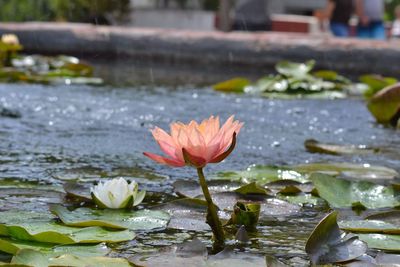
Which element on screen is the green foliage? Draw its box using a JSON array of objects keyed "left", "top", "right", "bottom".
[
  {"left": 0, "top": 0, "right": 130, "bottom": 24},
  {"left": 386, "top": 0, "right": 400, "bottom": 21}
]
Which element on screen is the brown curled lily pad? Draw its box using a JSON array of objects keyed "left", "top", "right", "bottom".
[{"left": 304, "top": 139, "right": 378, "bottom": 155}]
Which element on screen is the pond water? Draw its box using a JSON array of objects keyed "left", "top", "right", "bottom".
[{"left": 1, "top": 62, "right": 400, "bottom": 266}]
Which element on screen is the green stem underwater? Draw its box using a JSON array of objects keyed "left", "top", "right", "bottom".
[{"left": 197, "top": 167, "right": 225, "bottom": 250}]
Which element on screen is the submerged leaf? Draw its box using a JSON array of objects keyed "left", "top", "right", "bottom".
[
  {"left": 132, "top": 239, "right": 266, "bottom": 267},
  {"left": 155, "top": 198, "right": 209, "bottom": 231},
  {"left": 173, "top": 180, "right": 242, "bottom": 199}
]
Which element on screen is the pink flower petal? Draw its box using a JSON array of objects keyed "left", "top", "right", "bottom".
[{"left": 143, "top": 152, "right": 185, "bottom": 167}]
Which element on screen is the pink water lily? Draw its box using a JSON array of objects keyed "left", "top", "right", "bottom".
[{"left": 144, "top": 115, "right": 243, "bottom": 168}]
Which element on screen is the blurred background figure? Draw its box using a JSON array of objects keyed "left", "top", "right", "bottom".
[
  {"left": 391, "top": 5, "right": 400, "bottom": 38},
  {"left": 355, "top": 0, "right": 386, "bottom": 40},
  {"left": 232, "top": 0, "right": 271, "bottom": 31},
  {"left": 324, "top": 0, "right": 354, "bottom": 37}
]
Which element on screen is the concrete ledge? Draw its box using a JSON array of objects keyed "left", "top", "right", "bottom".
[{"left": 0, "top": 22, "right": 400, "bottom": 76}]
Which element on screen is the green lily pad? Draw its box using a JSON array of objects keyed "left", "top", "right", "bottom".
[
  {"left": 234, "top": 182, "right": 270, "bottom": 196},
  {"left": 0, "top": 238, "right": 110, "bottom": 257},
  {"left": 311, "top": 173, "right": 400, "bottom": 209},
  {"left": 340, "top": 211, "right": 400, "bottom": 235},
  {"left": 340, "top": 220, "right": 400, "bottom": 234},
  {"left": 367, "top": 83, "right": 400, "bottom": 125},
  {"left": 304, "top": 139, "right": 378, "bottom": 155},
  {"left": 0, "top": 210, "right": 134, "bottom": 244},
  {"left": 357, "top": 234, "right": 400, "bottom": 251},
  {"left": 294, "top": 162, "right": 398, "bottom": 181},
  {"left": 212, "top": 78, "right": 250, "bottom": 93},
  {"left": 244, "top": 75, "right": 288, "bottom": 94},
  {"left": 50, "top": 205, "right": 170, "bottom": 231},
  {"left": 212, "top": 165, "right": 308, "bottom": 184},
  {"left": 305, "top": 211, "right": 367, "bottom": 265},
  {"left": 276, "top": 60, "right": 315, "bottom": 78},
  {"left": 366, "top": 210, "right": 400, "bottom": 223},
  {"left": 8, "top": 249, "right": 133, "bottom": 267},
  {"left": 360, "top": 74, "right": 398, "bottom": 98}
]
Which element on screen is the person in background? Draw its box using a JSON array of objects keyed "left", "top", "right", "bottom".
[
  {"left": 391, "top": 5, "right": 400, "bottom": 39},
  {"left": 232, "top": 0, "right": 271, "bottom": 31},
  {"left": 355, "top": 0, "right": 386, "bottom": 40},
  {"left": 324, "top": 0, "right": 354, "bottom": 37}
]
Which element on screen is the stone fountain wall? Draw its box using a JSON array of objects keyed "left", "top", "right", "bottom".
[{"left": 0, "top": 22, "right": 399, "bottom": 76}]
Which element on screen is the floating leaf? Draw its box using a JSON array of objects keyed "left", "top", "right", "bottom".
[
  {"left": 340, "top": 220, "right": 400, "bottom": 234},
  {"left": 367, "top": 83, "right": 400, "bottom": 125},
  {"left": 294, "top": 162, "right": 398, "bottom": 181},
  {"left": 278, "top": 185, "right": 302, "bottom": 195},
  {"left": 0, "top": 238, "right": 109, "bottom": 257},
  {"left": 0, "top": 210, "right": 134, "bottom": 244},
  {"left": 313, "top": 70, "right": 339, "bottom": 81},
  {"left": 366, "top": 210, "right": 400, "bottom": 223},
  {"left": 234, "top": 182, "right": 270, "bottom": 196},
  {"left": 213, "top": 78, "right": 250, "bottom": 93},
  {"left": 304, "top": 139, "right": 378, "bottom": 155},
  {"left": 305, "top": 211, "right": 367, "bottom": 264},
  {"left": 357, "top": 234, "right": 400, "bottom": 251},
  {"left": 311, "top": 173, "right": 400, "bottom": 209},
  {"left": 360, "top": 74, "right": 398, "bottom": 98},
  {"left": 50, "top": 205, "right": 170, "bottom": 231},
  {"left": 9, "top": 249, "right": 133, "bottom": 267},
  {"left": 275, "top": 60, "right": 315, "bottom": 78},
  {"left": 244, "top": 75, "right": 288, "bottom": 94}
]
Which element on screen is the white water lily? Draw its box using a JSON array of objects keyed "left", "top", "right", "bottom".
[
  {"left": 1, "top": 34, "right": 20, "bottom": 46},
  {"left": 91, "top": 178, "right": 146, "bottom": 209}
]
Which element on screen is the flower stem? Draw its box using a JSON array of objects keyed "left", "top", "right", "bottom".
[{"left": 197, "top": 167, "right": 225, "bottom": 250}]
